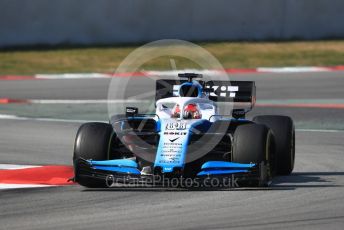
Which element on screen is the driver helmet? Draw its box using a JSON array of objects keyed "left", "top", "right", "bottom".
[{"left": 183, "top": 103, "right": 201, "bottom": 119}]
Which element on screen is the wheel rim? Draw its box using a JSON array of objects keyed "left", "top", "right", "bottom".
[
  {"left": 265, "top": 130, "right": 273, "bottom": 180},
  {"left": 290, "top": 129, "right": 295, "bottom": 171}
]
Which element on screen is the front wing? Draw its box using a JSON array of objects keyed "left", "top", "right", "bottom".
[{"left": 74, "top": 158, "right": 264, "bottom": 188}]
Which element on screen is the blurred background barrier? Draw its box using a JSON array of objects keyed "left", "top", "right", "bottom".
[{"left": 1, "top": 0, "right": 344, "bottom": 47}]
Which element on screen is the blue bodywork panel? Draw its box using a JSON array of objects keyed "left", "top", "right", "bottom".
[
  {"left": 201, "top": 161, "right": 255, "bottom": 170},
  {"left": 89, "top": 159, "right": 138, "bottom": 168},
  {"left": 197, "top": 161, "right": 255, "bottom": 176},
  {"left": 91, "top": 166, "right": 141, "bottom": 175},
  {"left": 197, "top": 169, "right": 249, "bottom": 176},
  {"left": 88, "top": 159, "right": 141, "bottom": 175}
]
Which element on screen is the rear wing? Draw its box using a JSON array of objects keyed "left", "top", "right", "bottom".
[{"left": 155, "top": 79, "right": 256, "bottom": 111}]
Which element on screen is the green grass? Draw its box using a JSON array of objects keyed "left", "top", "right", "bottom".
[{"left": 0, "top": 41, "right": 344, "bottom": 75}]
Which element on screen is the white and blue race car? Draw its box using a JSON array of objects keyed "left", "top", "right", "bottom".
[{"left": 73, "top": 73, "right": 295, "bottom": 188}]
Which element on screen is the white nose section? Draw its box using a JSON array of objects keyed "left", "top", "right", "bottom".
[{"left": 154, "top": 119, "right": 190, "bottom": 173}]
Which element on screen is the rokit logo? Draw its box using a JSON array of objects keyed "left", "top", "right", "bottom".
[
  {"left": 205, "top": 85, "right": 239, "bottom": 98},
  {"left": 173, "top": 84, "right": 239, "bottom": 98},
  {"left": 164, "top": 132, "right": 187, "bottom": 135}
]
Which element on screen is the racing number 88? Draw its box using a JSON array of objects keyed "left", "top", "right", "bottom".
[{"left": 166, "top": 122, "right": 186, "bottom": 130}]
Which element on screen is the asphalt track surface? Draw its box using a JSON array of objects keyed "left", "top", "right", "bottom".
[
  {"left": 0, "top": 71, "right": 344, "bottom": 100},
  {"left": 1, "top": 72, "right": 344, "bottom": 229}
]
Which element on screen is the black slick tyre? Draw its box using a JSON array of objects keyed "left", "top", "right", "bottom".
[
  {"left": 73, "top": 122, "right": 113, "bottom": 188},
  {"left": 253, "top": 115, "right": 295, "bottom": 175},
  {"left": 233, "top": 124, "right": 273, "bottom": 186}
]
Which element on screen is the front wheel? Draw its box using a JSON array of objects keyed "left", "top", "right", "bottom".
[
  {"left": 232, "top": 124, "right": 274, "bottom": 187},
  {"left": 253, "top": 115, "right": 295, "bottom": 175},
  {"left": 73, "top": 122, "right": 114, "bottom": 187}
]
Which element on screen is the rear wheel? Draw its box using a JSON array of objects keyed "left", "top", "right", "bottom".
[
  {"left": 73, "top": 122, "right": 114, "bottom": 187},
  {"left": 232, "top": 124, "right": 274, "bottom": 187},
  {"left": 253, "top": 115, "right": 295, "bottom": 175}
]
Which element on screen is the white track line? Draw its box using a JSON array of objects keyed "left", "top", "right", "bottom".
[
  {"left": 1, "top": 67, "right": 344, "bottom": 81},
  {"left": 36, "top": 67, "right": 341, "bottom": 79},
  {"left": 0, "top": 114, "right": 100, "bottom": 123},
  {"left": 147, "top": 69, "right": 225, "bottom": 76},
  {"left": 4, "top": 98, "right": 344, "bottom": 105},
  {"left": 0, "top": 164, "right": 41, "bottom": 170},
  {"left": 36, "top": 73, "right": 110, "bottom": 79},
  {"left": 256, "top": 67, "right": 331, "bottom": 73},
  {"left": 1, "top": 113, "right": 343, "bottom": 133},
  {"left": 295, "top": 129, "right": 344, "bottom": 133},
  {"left": 28, "top": 99, "right": 150, "bottom": 104},
  {"left": 0, "top": 184, "right": 53, "bottom": 190}
]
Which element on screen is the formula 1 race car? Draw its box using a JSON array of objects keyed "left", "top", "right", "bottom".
[{"left": 73, "top": 73, "right": 295, "bottom": 188}]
